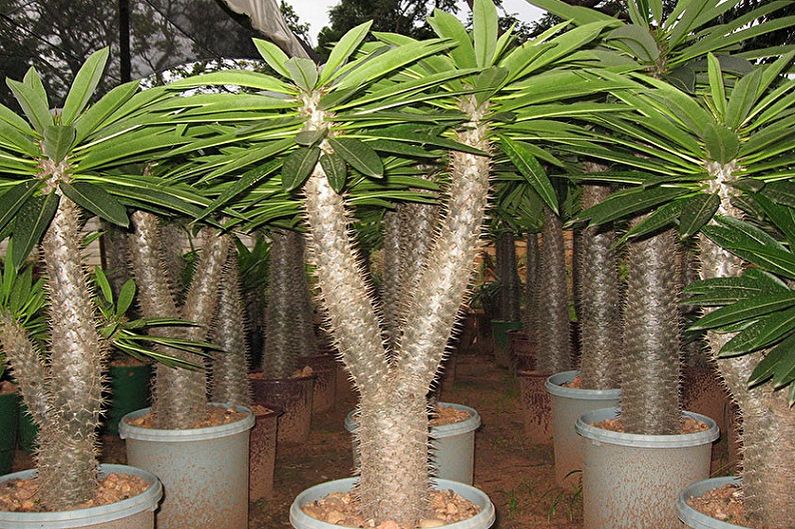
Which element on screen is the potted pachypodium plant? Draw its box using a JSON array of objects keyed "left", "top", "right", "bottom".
[
  {"left": 170, "top": 1, "right": 626, "bottom": 526},
  {"left": 0, "top": 50, "right": 221, "bottom": 529}
]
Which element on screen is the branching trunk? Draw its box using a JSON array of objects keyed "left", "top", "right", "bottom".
[
  {"left": 578, "top": 184, "right": 621, "bottom": 389},
  {"left": 536, "top": 207, "right": 572, "bottom": 374},
  {"left": 495, "top": 231, "right": 521, "bottom": 322},
  {"left": 699, "top": 162, "right": 795, "bottom": 527},
  {"left": 620, "top": 225, "right": 681, "bottom": 435},
  {"left": 211, "top": 245, "right": 252, "bottom": 408}
]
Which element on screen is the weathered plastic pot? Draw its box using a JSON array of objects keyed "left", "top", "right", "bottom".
[
  {"left": 250, "top": 373, "right": 314, "bottom": 445},
  {"left": 119, "top": 404, "right": 254, "bottom": 529},
  {"left": 249, "top": 405, "right": 282, "bottom": 502},
  {"left": 17, "top": 402, "right": 37, "bottom": 452},
  {"left": 678, "top": 476, "right": 745, "bottom": 529},
  {"left": 0, "top": 390, "right": 19, "bottom": 475},
  {"left": 490, "top": 320, "right": 523, "bottom": 368},
  {"left": 517, "top": 370, "right": 552, "bottom": 444},
  {"left": 344, "top": 402, "right": 481, "bottom": 485},
  {"left": 289, "top": 477, "right": 496, "bottom": 529},
  {"left": 298, "top": 355, "right": 337, "bottom": 413},
  {"left": 0, "top": 464, "right": 162, "bottom": 529},
  {"left": 545, "top": 370, "right": 620, "bottom": 489},
  {"left": 104, "top": 363, "right": 152, "bottom": 435},
  {"left": 576, "top": 407, "right": 719, "bottom": 529}
]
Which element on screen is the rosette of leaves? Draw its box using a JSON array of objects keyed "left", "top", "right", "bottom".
[
  {"left": 166, "top": 2, "right": 626, "bottom": 523},
  {"left": 0, "top": 49, "right": 211, "bottom": 509}
]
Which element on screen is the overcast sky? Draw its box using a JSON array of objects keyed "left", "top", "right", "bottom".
[{"left": 288, "top": 0, "right": 546, "bottom": 45}]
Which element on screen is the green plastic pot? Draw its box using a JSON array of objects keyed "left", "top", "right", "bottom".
[
  {"left": 104, "top": 363, "right": 152, "bottom": 435},
  {"left": 0, "top": 390, "right": 19, "bottom": 474},
  {"left": 17, "top": 402, "right": 37, "bottom": 452},
  {"left": 490, "top": 320, "right": 522, "bottom": 368}
]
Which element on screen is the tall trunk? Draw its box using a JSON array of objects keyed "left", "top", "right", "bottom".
[
  {"left": 261, "top": 229, "right": 300, "bottom": 377},
  {"left": 100, "top": 221, "right": 131, "bottom": 301},
  {"left": 699, "top": 162, "right": 795, "bottom": 527},
  {"left": 39, "top": 197, "right": 105, "bottom": 508},
  {"left": 620, "top": 225, "right": 681, "bottom": 435},
  {"left": 523, "top": 233, "right": 539, "bottom": 339},
  {"left": 382, "top": 210, "right": 403, "bottom": 351},
  {"left": 211, "top": 248, "right": 252, "bottom": 407},
  {"left": 536, "top": 207, "right": 572, "bottom": 374},
  {"left": 578, "top": 185, "right": 621, "bottom": 389},
  {"left": 290, "top": 230, "right": 318, "bottom": 359},
  {"left": 495, "top": 231, "right": 521, "bottom": 322}
]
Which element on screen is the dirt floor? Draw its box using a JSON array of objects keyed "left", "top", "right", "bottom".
[{"left": 10, "top": 349, "right": 734, "bottom": 528}]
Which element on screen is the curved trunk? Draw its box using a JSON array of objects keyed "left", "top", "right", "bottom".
[
  {"left": 620, "top": 225, "right": 681, "bottom": 435},
  {"left": 536, "top": 207, "right": 572, "bottom": 374},
  {"left": 39, "top": 197, "right": 105, "bottom": 509},
  {"left": 495, "top": 231, "right": 521, "bottom": 322},
  {"left": 699, "top": 162, "right": 795, "bottom": 527},
  {"left": 211, "top": 248, "right": 252, "bottom": 407},
  {"left": 578, "top": 185, "right": 621, "bottom": 390}
]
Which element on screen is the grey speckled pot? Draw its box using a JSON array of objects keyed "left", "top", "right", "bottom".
[
  {"left": 678, "top": 476, "right": 747, "bottom": 529},
  {"left": 577, "top": 407, "right": 719, "bottom": 529}
]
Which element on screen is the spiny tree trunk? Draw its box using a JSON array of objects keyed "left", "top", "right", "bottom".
[
  {"left": 210, "top": 247, "right": 252, "bottom": 407},
  {"left": 100, "top": 221, "right": 132, "bottom": 300},
  {"left": 495, "top": 231, "right": 521, "bottom": 322},
  {"left": 620, "top": 224, "right": 681, "bottom": 435},
  {"left": 523, "top": 232, "right": 539, "bottom": 339},
  {"left": 677, "top": 240, "right": 708, "bottom": 368},
  {"left": 301, "top": 93, "right": 491, "bottom": 525},
  {"left": 2, "top": 196, "right": 105, "bottom": 510},
  {"left": 129, "top": 211, "right": 230, "bottom": 428},
  {"left": 699, "top": 162, "right": 795, "bottom": 527},
  {"left": 382, "top": 210, "right": 403, "bottom": 351},
  {"left": 578, "top": 184, "right": 621, "bottom": 389},
  {"left": 536, "top": 207, "right": 572, "bottom": 374}
]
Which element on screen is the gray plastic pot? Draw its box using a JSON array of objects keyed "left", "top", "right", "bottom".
[
  {"left": 345, "top": 402, "right": 481, "bottom": 485},
  {"left": 576, "top": 407, "right": 719, "bottom": 529},
  {"left": 289, "top": 477, "right": 495, "bottom": 529},
  {"left": 678, "top": 476, "right": 746, "bottom": 529},
  {"left": 545, "top": 370, "right": 621, "bottom": 489},
  {"left": 119, "top": 404, "right": 254, "bottom": 529},
  {"left": 0, "top": 464, "right": 162, "bottom": 529}
]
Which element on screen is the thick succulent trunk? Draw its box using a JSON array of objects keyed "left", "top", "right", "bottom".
[
  {"left": 129, "top": 212, "right": 229, "bottom": 428},
  {"left": 578, "top": 185, "right": 621, "bottom": 389},
  {"left": 620, "top": 225, "right": 681, "bottom": 435},
  {"left": 536, "top": 207, "right": 572, "bottom": 374},
  {"left": 39, "top": 197, "right": 105, "bottom": 508},
  {"left": 100, "top": 221, "right": 132, "bottom": 300},
  {"left": 261, "top": 229, "right": 299, "bottom": 378},
  {"left": 211, "top": 248, "right": 252, "bottom": 407},
  {"left": 523, "top": 233, "right": 539, "bottom": 338},
  {"left": 382, "top": 210, "right": 403, "bottom": 351},
  {"left": 289, "top": 230, "right": 318, "bottom": 360},
  {"left": 160, "top": 221, "right": 187, "bottom": 301},
  {"left": 698, "top": 162, "right": 795, "bottom": 527},
  {"left": 495, "top": 231, "right": 521, "bottom": 322}
]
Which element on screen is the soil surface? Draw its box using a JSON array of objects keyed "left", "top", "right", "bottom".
[
  {"left": 594, "top": 417, "right": 711, "bottom": 434},
  {"left": 125, "top": 406, "right": 247, "bottom": 429},
  {"left": 9, "top": 351, "right": 734, "bottom": 528},
  {"left": 430, "top": 404, "right": 471, "bottom": 427}
]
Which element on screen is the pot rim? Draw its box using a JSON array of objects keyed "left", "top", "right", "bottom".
[
  {"left": 576, "top": 407, "right": 720, "bottom": 449},
  {"left": 0, "top": 464, "right": 162, "bottom": 528},
  {"left": 119, "top": 403, "right": 254, "bottom": 442},
  {"left": 677, "top": 476, "right": 746, "bottom": 529},
  {"left": 545, "top": 370, "right": 621, "bottom": 401}
]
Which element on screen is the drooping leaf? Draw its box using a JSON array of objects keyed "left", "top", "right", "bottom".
[
  {"left": 498, "top": 135, "right": 557, "bottom": 213},
  {"left": 61, "top": 48, "right": 109, "bottom": 124},
  {"left": 0, "top": 181, "right": 38, "bottom": 235},
  {"left": 328, "top": 138, "right": 383, "bottom": 178},
  {"left": 282, "top": 147, "right": 321, "bottom": 192},
  {"left": 678, "top": 192, "right": 720, "bottom": 239},
  {"left": 320, "top": 153, "right": 348, "bottom": 193},
  {"left": 12, "top": 192, "right": 59, "bottom": 269},
  {"left": 690, "top": 292, "right": 795, "bottom": 330},
  {"left": 60, "top": 181, "right": 129, "bottom": 227},
  {"left": 720, "top": 306, "right": 795, "bottom": 356}
]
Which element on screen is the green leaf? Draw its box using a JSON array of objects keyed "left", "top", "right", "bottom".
[
  {"left": 753, "top": 193, "right": 795, "bottom": 249},
  {"left": 73, "top": 81, "right": 140, "bottom": 144},
  {"left": 167, "top": 71, "right": 291, "bottom": 93},
  {"left": 320, "top": 153, "right": 348, "bottom": 193},
  {"left": 253, "top": 39, "right": 291, "bottom": 78},
  {"left": 285, "top": 58, "right": 318, "bottom": 92},
  {"left": 282, "top": 147, "right": 321, "bottom": 192},
  {"left": 617, "top": 199, "right": 683, "bottom": 245},
  {"left": 498, "top": 135, "right": 557, "bottom": 213},
  {"left": 474, "top": 66, "right": 508, "bottom": 104},
  {"left": 319, "top": 21, "right": 373, "bottom": 85},
  {"left": 428, "top": 9, "right": 476, "bottom": 69},
  {"left": 6, "top": 77, "right": 51, "bottom": 133},
  {"left": 725, "top": 68, "right": 762, "bottom": 129},
  {"left": 295, "top": 129, "right": 327, "bottom": 147},
  {"left": 703, "top": 123, "right": 739, "bottom": 164},
  {"left": 42, "top": 125, "right": 76, "bottom": 163},
  {"left": 94, "top": 266, "right": 113, "bottom": 304},
  {"left": 690, "top": 292, "right": 795, "bottom": 330},
  {"left": 117, "top": 279, "right": 136, "bottom": 317},
  {"left": 0, "top": 181, "right": 38, "bottom": 235},
  {"left": 12, "top": 193, "right": 59, "bottom": 269},
  {"left": 749, "top": 333, "right": 795, "bottom": 386},
  {"left": 328, "top": 138, "right": 383, "bottom": 178},
  {"left": 678, "top": 193, "right": 720, "bottom": 239},
  {"left": 61, "top": 48, "right": 109, "bottom": 125},
  {"left": 707, "top": 53, "right": 726, "bottom": 119},
  {"left": 473, "top": 0, "right": 498, "bottom": 67},
  {"left": 582, "top": 186, "right": 688, "bottom": 226},
  {"left": 606, "top": 24, "right": 660, "bottom": 62},
  {"left": 721, "top": 306, "right": 795, "bottom": 356},
  {"left": 60, "top": 181, "right": 129, "bottom": 227}
]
